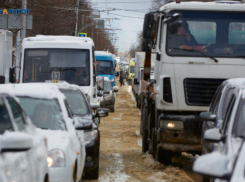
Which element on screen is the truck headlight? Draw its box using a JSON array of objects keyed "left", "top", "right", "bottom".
[
  {"left": 160, "top": 120, "right": 184, "bottom": 130},
  {"left": 47, "top": 149, "right": 65, "bottom": 167},
  {"left": 84, "top": 130, "right": 98, "bottom": 144}
]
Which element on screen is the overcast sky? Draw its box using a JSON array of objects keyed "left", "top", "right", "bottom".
[{"left": 90, "top": 0, "right": 154, "bottom": 52}]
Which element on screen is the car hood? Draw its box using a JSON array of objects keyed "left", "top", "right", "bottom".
[{"left": 36, "top": 128, "right": 78, "bottom": 152}]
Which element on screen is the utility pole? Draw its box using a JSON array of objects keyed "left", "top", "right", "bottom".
[
  {"left": 75, "top": 0, "right": 79, "bottom": 36},
  {"left": 21, "top": 0, "right": 27, "bottom": 40}
]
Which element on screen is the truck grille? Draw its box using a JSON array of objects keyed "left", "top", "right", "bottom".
[{"left": 184, "top": 78, "right": 225, "bottom": 106}]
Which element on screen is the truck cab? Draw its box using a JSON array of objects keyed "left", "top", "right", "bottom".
[
  {"left": 19, "top": 35, "right": 99, "bottom": 107},
  {"left": 141, "top": 1, "right": 245, "bottom": 165},
  {"left": 95, "top": 51, "right": 116, "bottom": 87}
]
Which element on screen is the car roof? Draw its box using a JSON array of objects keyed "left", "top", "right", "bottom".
[
  {"left": 0, "top": 83, "right": 65, "bottom": 100},
  {"left": 55, "top": 82, "right": 86, "bottom": 95}
]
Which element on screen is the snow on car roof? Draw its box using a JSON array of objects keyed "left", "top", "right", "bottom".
[
  {"left": 0, "top": 83, "right": 65, "bottom": 100},
  {"left": 55, "top": 82, "right": 86, "bottom": 95},
  {"left": 95, "top": 51, "right": 112, "bottom": 56}
]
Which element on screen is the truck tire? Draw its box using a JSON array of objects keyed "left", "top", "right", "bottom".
[
  {"left": 142, "top": 127, "right": 149, "bottom": 153},
  {"left": 156, "top": 147, "right": 172, "bottom": 166}
]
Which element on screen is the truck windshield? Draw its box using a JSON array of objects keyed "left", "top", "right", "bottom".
[
  {"left": 96, "top": 60, "right": 113, "bottom": 75},
  {"left": 167, "top": 11, "right": 245, "bottom": 58},
  {"left": 23, "top": 49, "right": 90, "bottom": 86},
  {"left": 130, "top": 66, "right": 135, "bottom": 73}
]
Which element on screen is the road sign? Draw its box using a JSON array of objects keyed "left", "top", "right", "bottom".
[
  {"left": 78, "top": 32, "right": 87, "bottom": 37},
  {"left": 95, "top": 19, "right": 104, "bottom": 29},
  {"left": 0, "top": 15, "right": 33, "bottom": 29}
]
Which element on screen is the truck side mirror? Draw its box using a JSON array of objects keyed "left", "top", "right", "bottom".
[
  {"left": 0, "top": 75, "right": 5, "bottom": 84},
  {"left": 9, "top": 67, "right": 15, "bottom": 83},
  {"left": 143, "top": 13, "right": 154, "bottom": 39},
  {"left": 142, "top": 39, "right": 152, "bottom": 52},
  {"left": 199, "top": 112, "right": 216, "bottom": 122}
]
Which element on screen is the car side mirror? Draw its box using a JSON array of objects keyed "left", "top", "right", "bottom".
[
  {"left": 204, "top": 128, "right": 221, "bottom": 142},
  {"left": 134, "top": 78, "right": 139, "bottom": 85},
  {"left": 90, "top": 102, "right": 100, "bottom": 109},
  {"left": 1, "top": 132, "right": 33, "bottom": 152},
  {"left": 113, "top": 86, "right": 119, "bottom": 92},
  {"left": 97, "top": 76, "right": 104, "bottom": 90},
  {"left": 96, "top": 108, "right": 109, "bottom": 117},
  {"left": 193, "top": 152, "right": 231, "bottom": 180},
  {"left": 0, "top": 75, "right": 5, "bottom": 84},
  {"left": 199, "top": 112, "right": 216, "bottom": 122},
  {"left": 74, "top": 117, "right": 93, "bottom": 130},
  {"left": 9, "top": 67, "right": 15, "bottom": 83},
  {"left": 115, "top": 71, "right": 119, "bottom": 77},
  {"left": 97, "top": 91, "right": 103, "bottom": 97}
]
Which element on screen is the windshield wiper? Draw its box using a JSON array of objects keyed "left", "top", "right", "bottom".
[{"left": 172, "top": 47, "right": 219, "bottom": 63}]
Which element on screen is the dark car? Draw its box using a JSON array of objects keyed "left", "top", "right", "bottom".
[
  {"left": 57, "top": 83, "right": 108, "bottom": 179},
  {"left": 98, "top": 78, "right": 119, "bottom": 112},
  {"left": 200, "top": 78, "right": 245, "bottom": 154}
]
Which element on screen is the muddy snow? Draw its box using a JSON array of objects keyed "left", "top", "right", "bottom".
[{"left": 84, "top": 81, "right": 201, "bottom": 182}]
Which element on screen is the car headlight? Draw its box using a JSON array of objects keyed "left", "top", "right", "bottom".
[
  {"left": 84, "top": 130, "right": 98, "bottom": 144},
  {"left": 160, "top": 120, "right": 184, "bottom": 131},
  {"left": 47, "top": 149, "right": 65, "bottom": 167}
]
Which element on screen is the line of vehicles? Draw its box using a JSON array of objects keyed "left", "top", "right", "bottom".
[
  {"left": 0, "top": 31, "right": 119, "bottom": 181},
  {"left": 130, "top": 0, "right": 245, "bottom": 181}
]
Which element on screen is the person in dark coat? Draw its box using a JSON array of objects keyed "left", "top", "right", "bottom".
[{"left": 119, "top": 70, "right": 124, "bottom": 86}]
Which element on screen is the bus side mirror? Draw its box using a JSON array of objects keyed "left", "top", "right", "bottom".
[
  {"left": 0, "top": 76, "right": 5, "bottom": 84},
  {"left": 9, "top": 67, "right": 15, "bottom": 83}
]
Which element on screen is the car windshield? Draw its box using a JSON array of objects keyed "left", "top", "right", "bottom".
[
  {"left": 167, "top": 11, "right": 245, "bottom": 58},
  {"left": 104, "top": 81, "right": 112, "bottom": 92},
  {"left": 130, "top": 66, "right": 135, "bottom": 73},
  {"left": 232, "top": 99, "right": 245, "bottom": 138},
  {"left": 18, "top": 97, "right": 66, "bottom": 130},
  {"left": 96, "top": 60, "right": 113, "bottom": 75},
  {"left": 59, "top": 89, "right": 90, "bottom": 116},
  {"left": 23, "top": 49, "right": 90, "bottom": 86}
]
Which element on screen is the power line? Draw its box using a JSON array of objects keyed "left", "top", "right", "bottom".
[
  {"left": 101, "top": 12, "right": 144, "bottom": 19},
  {"left": 92, "top": 1, "right": 151, "bottom": 3}
]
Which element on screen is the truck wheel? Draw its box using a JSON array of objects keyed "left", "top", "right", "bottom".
[
  {"left": 142, "top": 128, "right": 149, "bottom": 153},
  {"left": 152, "top": 128, "right": 158, "bottom": 160},
  {"left": 156, "top": 147, "right": 172, "bottom": 166},
  {"left": 84, "top": 165, "right": 99, "bottom": 179},
  {"left": 202, "top": 177, "right": 211, "bottom": 182}
]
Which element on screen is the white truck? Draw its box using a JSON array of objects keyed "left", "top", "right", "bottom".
[
  {"left": 0, "top": 29, "right": 13, "bottom": 84},
  {"left": 141, "top": 1, "right": 245, "bottom": 165},
  {"left": 14, "top": 35, "right": 99, "bottom": 107}
]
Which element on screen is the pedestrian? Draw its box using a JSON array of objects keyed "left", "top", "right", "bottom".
[{"left": 119, "top": 70, "right": 124, "bottom": 86}]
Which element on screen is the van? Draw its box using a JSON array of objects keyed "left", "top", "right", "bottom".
[{"left": 95, "top": 51, "right": 116, "bottom": 86}]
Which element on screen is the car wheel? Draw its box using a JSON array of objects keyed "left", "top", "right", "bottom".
[
  {"left": 110, "top": 105, "right": 115, "bottom": 112},
  {"left": 84, "top": 162, "right": 99, "bottom": 179},
  {"left": 142, "top": 127, "right": 149, "bottom": 153},
  {"left": 156, "top": 147, "right": 172, "bottom": 166}
]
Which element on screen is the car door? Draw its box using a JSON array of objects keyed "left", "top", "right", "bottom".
[
  {"left": 5, "top": 96, "right": 40, "bottom": 182},
  {"left": 6, "top": 96, "right": 48, "bottom": 182},
  {"left": 218, "top": 95, "right": 236, "bottom": 154},
  {"left": 0, "top": 96, "right": 33, "bottom": 182}
]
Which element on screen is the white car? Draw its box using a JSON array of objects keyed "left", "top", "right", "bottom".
[
  {"left": 0, "top": 93, "right": 49, "bottom": 182},
  {"left": 0, "top": 84, "right": 86, "bottom": 182}
]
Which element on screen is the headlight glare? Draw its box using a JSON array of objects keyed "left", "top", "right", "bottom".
[
  {"left": 47, "top": 149, "right": 65, "bottom": 167},
  {"left": 160, "top": 120, "right": 184, "bottom": 130}
]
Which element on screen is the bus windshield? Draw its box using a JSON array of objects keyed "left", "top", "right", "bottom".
[
  {"left": 167, "top": 11, "right": 245, "bottom": 58},
  {"left": 23, "top": 49, "right": 90, "bottom": 86},
  {"left": 96, "top": 60, "right": 113, "bottom": 75}
]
